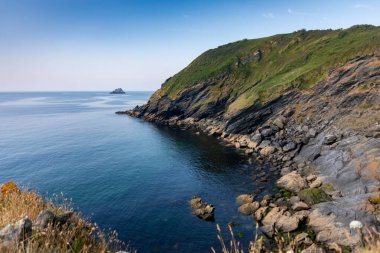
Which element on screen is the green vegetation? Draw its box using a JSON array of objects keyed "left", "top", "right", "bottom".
[
  {"left": 369, "top": 195, "right": 380, "bottom": 205},
  {"left": 272, "top": 186, "right": 293, "bottom": 199},
  {"left": 320, "top": 185, "right": 334, "bottom": 191},
  {"left": 298, "top": 188, "right": 332, "bottom": 205},
  {"left": 159, "top": 25, "right": 380, "bottom": 114}
]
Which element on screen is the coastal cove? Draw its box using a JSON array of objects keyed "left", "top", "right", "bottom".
[{"left": 0, "top": 92, "right": 279, "bottom": 253}]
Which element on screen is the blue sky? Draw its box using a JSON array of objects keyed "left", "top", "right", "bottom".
[{"left": 0, "top": 0, "right": 379, "bottom": 91}]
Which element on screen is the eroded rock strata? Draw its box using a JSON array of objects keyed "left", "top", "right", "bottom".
[{"left": 118, "top": 47, "right": 380, "bottom": 249}]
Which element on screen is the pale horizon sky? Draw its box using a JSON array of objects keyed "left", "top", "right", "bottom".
[{"left": 0, "top": 0, "right": 379, "bottom": 92}]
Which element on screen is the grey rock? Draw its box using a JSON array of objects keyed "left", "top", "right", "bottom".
[
  {"left": 308, "top": 128, "right": 317, "bottom": 138},
  {"left": 259, "top": 140, "right": 271, "bottom": 148},
  {"left": 261, "top": 128, "right": 274, "bottom": 137},
  {"left": 323, "top": 134, "right": 337, "bottom": 145},
  {"left": 55, "top": 211, "right": 74, "bottom": 225},
  {"left": 35, "top": 210, "right": 55, "bottom": 229},
  {"left": 0, "top": 217, "right": 32, "bottom": 246},
  {"left": 250, "top": 133, "right": 262, "bottom": 144},
  {"left": 283, "top": 142, "right": 296, "bottom": 152}
]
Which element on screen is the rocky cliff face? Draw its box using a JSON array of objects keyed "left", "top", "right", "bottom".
[{"left": 119, "top": 30, "right": 380, "bottom": 249}]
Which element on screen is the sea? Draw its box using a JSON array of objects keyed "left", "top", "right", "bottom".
[{"left": 0, "top": 91, "right": 274, "bottom": 253}]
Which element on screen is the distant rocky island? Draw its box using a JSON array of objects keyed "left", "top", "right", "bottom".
[{"left": 110, "top": 88, "right": 126, "bottom": 94}]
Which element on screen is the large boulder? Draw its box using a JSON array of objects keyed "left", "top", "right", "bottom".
[
  {"left": 238, "top": 202, "right": 260, "bottom": 215},
  {"left": 0, "top": 217, "right": 32, "bottom": 246},
  {"left": 261, "top": 207, "right": 308, "bottom": 232},
  {"left": 236, "top": 194, "right": 255, "bottom": 205},
  {"left": 307, "top": 209, "right": 359, "bottom": 246},
  {"left": 276, "top": 171, "right": 307, "bottom": 193},
  {"left": 35, "top": 210, "right": 55, "bottom": 229},
  {"left": 34, "top": 210, "right": 74, "bottom": 230},
  {"left": 261, "top": 128, "right": 274, "bottom": 137},
  {"left": 250, "top": 133, "right": 262, "bottom": 144}
]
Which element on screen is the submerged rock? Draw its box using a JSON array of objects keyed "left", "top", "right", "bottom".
[{"left": 190, "top": 196, "right": 215, "bottom": 221}]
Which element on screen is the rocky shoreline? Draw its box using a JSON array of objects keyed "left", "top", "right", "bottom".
[{"left": 117, "top": 53, "right": 380, "bottom": 251}]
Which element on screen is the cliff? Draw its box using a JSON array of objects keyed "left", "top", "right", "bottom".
[{"left": 121, "top": 25, "right": 380, "bottom": 250}]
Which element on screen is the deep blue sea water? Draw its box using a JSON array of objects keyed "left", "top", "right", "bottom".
[{"left": 0, "top": 92, "right": 274, "bottom": 253}]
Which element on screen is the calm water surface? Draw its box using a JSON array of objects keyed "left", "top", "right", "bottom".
[{"left": 0, "top": 92, "right": 275, "bottom": 253}]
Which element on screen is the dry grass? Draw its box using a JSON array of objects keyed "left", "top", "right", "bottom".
[
  {"left": 0, "top": 182, "right": 132, "bottom": 253},
  {"left": 358, "top": 227, "right": 380, "bottom": 253},
  {"left": 212, "top": 223, "right": 380, "bottom": 253}
]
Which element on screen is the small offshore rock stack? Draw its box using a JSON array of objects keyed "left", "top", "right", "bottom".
[
  {"left": 110, "top": 88, "right": 126, "bottom": 94},
  {"left": 190, "top": 196, "right": 215, "bottom": 221}
]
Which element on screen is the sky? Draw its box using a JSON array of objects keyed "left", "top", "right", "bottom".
[{"left": 0, "top": 0, "right": 379, "bottom": 92}]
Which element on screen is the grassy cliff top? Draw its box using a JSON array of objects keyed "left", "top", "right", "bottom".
[{"left": 159, "top": 25, "right": 380, "bottom": 114}]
